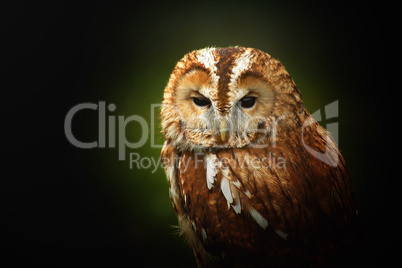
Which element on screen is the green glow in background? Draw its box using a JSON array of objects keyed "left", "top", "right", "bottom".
[{"left": 2, "top": 1, "right": 396, "bottom": 266}]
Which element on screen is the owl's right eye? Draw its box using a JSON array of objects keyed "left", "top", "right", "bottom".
[{"left": 193, "top": 97, "right": 211, "bottom": 107}]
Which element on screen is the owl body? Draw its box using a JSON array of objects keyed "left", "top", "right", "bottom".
[{"left": 160, "top": 47, "right": 360, "bottom": 267}]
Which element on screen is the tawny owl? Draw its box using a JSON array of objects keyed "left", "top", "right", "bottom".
[{"left": 160, "top": 47, "right": 361, "bottom": 267}]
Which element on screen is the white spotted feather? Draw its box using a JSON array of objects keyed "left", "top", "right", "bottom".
[
  {"left": 221, "top": 176, "right": 233, "bottom": 204},
  {"left": 249, "top": 207, "right": 268, "bottom": 229},
  {"left": 206, "top": 153, "right": 218, "bottom": 189}
]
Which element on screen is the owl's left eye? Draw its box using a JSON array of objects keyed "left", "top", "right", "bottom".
[
  {"left": 239, "top": 96, "right": 256, "bottom": 108},
  {"left": 193, "top": 97, "right": 211, "bottom": 107}
]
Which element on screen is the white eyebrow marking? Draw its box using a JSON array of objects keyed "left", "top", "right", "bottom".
[
  {"left": 221, "top": 48, "right": 255, "bottom": 107},
  {"left": 196, "top": 48, "right": 220, "bottom": 111},
  {"left": 197, "top": 48, "right": 216, "bottom": 70},
  {"left": 196, "top": 47, "right": 219, "bottom": 86},
  {"left": 228, "top": 49, "right": 254, "bottom": 100}
]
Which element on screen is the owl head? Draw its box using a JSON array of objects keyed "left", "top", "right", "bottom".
[{"left": 161, "top": 47, "right": 308, "bottom": 151}]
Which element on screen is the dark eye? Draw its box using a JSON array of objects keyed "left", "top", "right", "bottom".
[
  {"left": 193, "top": 97, "right": 211, "bottom": 107},
  {"left": 239, "top": 96, "right": 256, "bottom": 108}
]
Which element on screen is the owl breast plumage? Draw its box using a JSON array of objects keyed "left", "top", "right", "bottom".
[{"left": 160, "top": 47, "right": 361, "bottom": 267}]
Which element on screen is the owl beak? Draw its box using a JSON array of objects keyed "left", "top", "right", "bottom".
[{"left": 220, "top": 120, "right": 228, "bottom": 142}]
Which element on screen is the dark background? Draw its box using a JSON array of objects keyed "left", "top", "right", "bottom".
[{"left": 1, "top": 1, "right": 398, "bottom": 267}]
